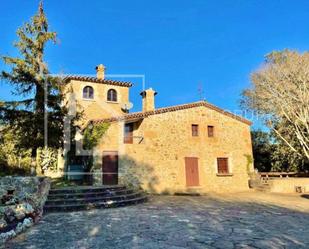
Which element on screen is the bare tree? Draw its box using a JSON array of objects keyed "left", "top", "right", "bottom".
[{"left": 242, "top": 50, "right": 309, "bottom": 161}]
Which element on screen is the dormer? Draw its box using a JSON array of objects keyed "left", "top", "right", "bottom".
[{"left": 63, "top": 65, "right": 132, "bottom": 121}]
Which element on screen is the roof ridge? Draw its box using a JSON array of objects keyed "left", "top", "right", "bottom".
[{"left": 91, "top": 101, "right": 252, "bottom": 125}]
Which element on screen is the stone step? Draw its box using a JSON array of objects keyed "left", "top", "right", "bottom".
[
  {"left": 44, "top": 185, "right": 148, "bottom": 213},
  {"left": 44, "top": 195, "right": 148, "bottom": 213},
  {"left": 45, "top": 191, "right": 144, "bottom": 206},
  {"left": 47, "top": 189, "right": 134, "bottom": 200},
  {"left": 48, "top": 185, "right": 125, "bottom": 195}
]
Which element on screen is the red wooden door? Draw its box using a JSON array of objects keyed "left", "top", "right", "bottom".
[
  {"left": 185, "top": 157, "right": 199, "bottom": 187},
  {"left": 102, "top": 152, "right": 118, "bottom": 185}
]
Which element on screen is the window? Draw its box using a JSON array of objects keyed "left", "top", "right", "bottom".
[
  {"left": 217, "top": 158, "right": 229, "bottom": 174},
  {"left": 83, "top": 86, "right": 94, "bottom": 99},
  {"left": 192, "top": 124, "right": 199, "bottom": 137},
  {"left": 124, "top": 123, "right": 133, "bottom": 144},
  {"left": 208, "top": 126, "right": 214, "bottom": 137},
  {"left": 107, "top": 89, "right": 117, "bottom": 102}
]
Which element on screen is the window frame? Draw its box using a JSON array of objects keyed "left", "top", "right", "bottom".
[
  {"left": 191, "top": 124, "right": 199, "bottom": 137},
  {"left": 124, "top": 123, "right": 134, "bottom": 144},
  {"left": 217, "top": 157, "right": 229, "bottom": 174},
  {"left": 107, "top": 89, "right": 118, "bottom": 102},
  {"left": 207, "top": 125, "right": 214, "bottom": 137},
  {"left": 83, "top": 86, "right": 94, "bottom": 100}
]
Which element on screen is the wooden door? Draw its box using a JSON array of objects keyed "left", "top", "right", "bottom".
[
  {"left": 185, "top": 157, "right": 199, "bottom": 187},
  {"left": 102, "top": 151, "right": 118, "bottom": 185}
]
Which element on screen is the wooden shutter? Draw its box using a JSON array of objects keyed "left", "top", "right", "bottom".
[
  {"left": 192, "top": 124, "right": 199, "bottom": 136},
  {"left": 208, "top": 126, "right": 214, "bottom": 137},
  {"left": 217, "top": 158, "right": 229, "bottom": 174}
]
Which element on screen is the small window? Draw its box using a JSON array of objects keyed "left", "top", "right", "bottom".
[
  {"left": 208, "top": 126, "right": 214, "bottom": 137},
  {"left": 124, "top": 123, "right": 133, "bottom": 144},
  {"left": 83, "top": 86, "right": 94, "bottom": 99},
  {"left": 192, "top": 124, "right": 199, "bottom": 137},
  {"left": 217, "top": 158, "right": 229, "bottom": 174},
  {"left": 107, "top": 89, "right": 117, "bottom": 102}
]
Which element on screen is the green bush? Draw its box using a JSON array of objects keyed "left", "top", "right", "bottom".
[
  {"left": 83, "top": 122, "right": 110, "bottom": 150},
  {"left": 37, "top": 147, "right": 58, "bottom": 172},
  {"left": 0, "top": 128, "right": 32, "bottom": 176}
]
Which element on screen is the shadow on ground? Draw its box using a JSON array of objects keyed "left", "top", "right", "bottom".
[
  {"left": 4, "top": 195, "right": 309, "bottom": 249},
  {"left": 301, "top": 194, "right": 309, "bottom": 200}
]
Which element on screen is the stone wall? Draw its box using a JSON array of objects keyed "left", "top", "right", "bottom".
[
  {"left": 268, "top": 178, "right": 309, "bottom": 193},
  {"left": 0, "top": 177, "right": 51, "bottom": 244},
  {"left": 95, "top": 105, "right": 253, "bottom": 193}
]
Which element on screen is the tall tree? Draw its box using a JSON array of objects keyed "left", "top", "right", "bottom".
[
  {"left": 241, "top": 50, "right": 309, "bottom": 165},
  {"left": 270, "top": 120, "right": 309, "bottom": 172},
  {"left": 251, "top": 130, "right": 273, "bottom": 172},
  {"left": 0, "top": 2, "right": 65, "bottom": 172},
  {"left": 250, "top": 129, "right": 308, "bottom": 172}
]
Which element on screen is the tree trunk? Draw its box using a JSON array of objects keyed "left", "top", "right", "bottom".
[{"left": 31, "top": 148, "right": 37, "bottom": 176}]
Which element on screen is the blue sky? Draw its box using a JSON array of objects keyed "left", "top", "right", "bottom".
[{"left": 1, "top": 0, "right": 309, "bottom": 128}]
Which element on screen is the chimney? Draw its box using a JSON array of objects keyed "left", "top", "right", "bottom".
[
  {"left": 140, "top": 88, "right": 157, "bottom": 112},
  {"left": 96, "top": 64, "right": 105, "bottom": 80}
]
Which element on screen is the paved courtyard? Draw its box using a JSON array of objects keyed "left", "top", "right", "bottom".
[{"left": 4, "top": 192, "right": 309, "bottom": 249}]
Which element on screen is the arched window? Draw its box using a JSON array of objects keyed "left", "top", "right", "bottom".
[
  {"left": 83, "top": 86, "right": 94, "bottom": 99},
  {"left": 107, "top": 89, "right": 117, "bottom": 102}
]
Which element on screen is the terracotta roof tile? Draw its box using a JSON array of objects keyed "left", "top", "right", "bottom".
[
  {"left": 62, "top": 75, "right": 132, "bottom": 87},
  {"left": 91, "top": 101, "right": 252, "bottom": 125}
]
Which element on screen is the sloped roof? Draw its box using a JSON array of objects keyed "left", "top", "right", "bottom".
[
  {"left": 91, "top": 101, "right": 252, "bottom": 125},
  {"left": 63, "top": 75, "right": 132, "bottom": 87}
]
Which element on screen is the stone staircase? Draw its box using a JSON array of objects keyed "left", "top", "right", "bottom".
[{"left": 44, "top": 185, "right": 148, "bottom": 213}]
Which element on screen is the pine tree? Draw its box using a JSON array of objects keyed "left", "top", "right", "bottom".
[{"left": 0, "top": 1, "right": 66, "bottom": 173}]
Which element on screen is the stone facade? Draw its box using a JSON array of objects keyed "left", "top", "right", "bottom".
[
  {"left": 94, "top": 105, "right": 253, "bottom": 193},
  {"left": 64, "top": 79, "right": 130, "bottom": 122},
  {"left": 64, "top": 65, "right": 253, "bottom": 193}
]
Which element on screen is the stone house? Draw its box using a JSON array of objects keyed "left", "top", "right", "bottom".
[{"left": 63, "top": 65, "right": 253, "bottom": 193}]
